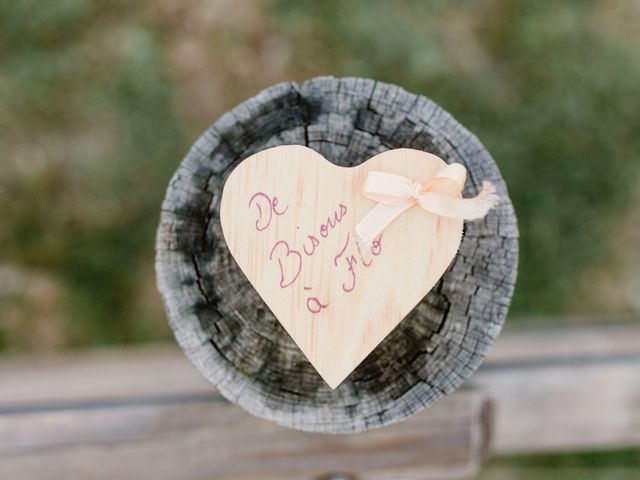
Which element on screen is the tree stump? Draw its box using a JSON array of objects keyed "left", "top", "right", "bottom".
[{"left": 155, "top": 77, "right": 518, "bottom": 433}]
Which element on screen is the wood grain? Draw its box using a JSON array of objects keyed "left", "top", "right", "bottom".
[
  {"left": 2, "top": 323, "right": 639, "bottom": 479},
  {"left": 0, "top": 352, "right": 489, "bottom": 480},
  {"left": 475, "top": 322, "right": 640, "bottom": 453},
  {"left": 0, "top": 392, "right": 489, "bottom": 480},
  {"left": 220, "top": 146, "right": 464, "bottom": 388},
  {"left": 155, "top": 76, "right": 519, "bottom": 432}
]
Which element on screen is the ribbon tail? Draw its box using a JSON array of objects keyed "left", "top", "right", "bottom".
[
  {"left": 355, "top": 201, "right": 413, "bottom": 246},
  {"left": 418, "top": 181, "right": 500, "bottom": 220}
]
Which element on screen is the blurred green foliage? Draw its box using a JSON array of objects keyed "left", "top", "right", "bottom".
[
  {"left": 270, "top": 0, "right": 640, "bottom": 314},
  {"left": 480, "top": 447, "right": 640, "bottom": 479},
  {"left": 1, "top": 0, "right": 640, "bottom": 352},
  {"left": 0, "top": 1, "right": 187, "bottom": 349}
]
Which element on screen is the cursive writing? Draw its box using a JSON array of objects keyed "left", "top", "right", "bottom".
[
  {"left": 268, "top": 203, "right": 349, "bottom": 290},
  {"left": 249, "top": 192, "right": 288, "bottom": 231},
  {"left": 269, "top": 240, "right": 302, "bottom": 288},
  {"left": 248, "top": 190, "right": 382, "bottom": 316},
  {"left": 334, "top": 233, "right": 383, "bottom": 293}
]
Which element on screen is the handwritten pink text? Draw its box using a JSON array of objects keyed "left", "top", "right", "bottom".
[{"left": 248, "top": 191, "right": 383, "bottom": 315}]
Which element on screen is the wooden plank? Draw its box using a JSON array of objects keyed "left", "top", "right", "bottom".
[
  {"left": 0, "top": 346, "right": 211, "bottom": 407},
  {"left": 483, "top": 321, "right": 640, "bottom": 365},
  {"left": 473, "top": 322, "right": 640, "bottom": 454},
  {"left": 478, "top": 359, "right": 640, "bottom": 454},
  {"left": 4, "top": 323, "right": 638, "bottom": 412},
  {"left": 0, "top": 390, "right": 489, "bottom": 480},
  {"left": 0, "top": 323, "right": 639, "bottom": 479}
]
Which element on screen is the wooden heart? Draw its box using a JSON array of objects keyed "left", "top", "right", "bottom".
[{"left": 220, "top": 145, "right": 463, "bottom": 388}]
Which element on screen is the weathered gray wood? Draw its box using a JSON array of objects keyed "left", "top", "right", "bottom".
[
  {"left": 474, "top": 321, "right": 640, "bottom": 453},
  {"left": 155, "top": 76, "right": 519, "bottom": 433},
  {"left": 0, "top": 347, "right": 213, "bottom": 406},
  {"left": 0, "top": 378, "right": 489, "bottom": 480},
  {"left": 1, "top": 322, "right": 639, "bottom": 479},
  {"left": 0, "top": 397, "right": 488, "bottom": 480}
]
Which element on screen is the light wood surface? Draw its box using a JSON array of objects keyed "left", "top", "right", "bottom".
[
  {"left": 220, "top": 145, "right": 463, "bottom": 388},
  {"left": 156, "top": 76, "right": 518, "bottom": 431},
  {"left": 0, "top": 392, "right": 489, "bottom": 480}
]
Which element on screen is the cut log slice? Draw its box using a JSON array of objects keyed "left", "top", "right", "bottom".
[{"left": 155, "top": 77, "right": 518, "bottom": 433}]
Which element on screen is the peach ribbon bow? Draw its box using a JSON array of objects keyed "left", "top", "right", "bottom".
[{"left": 355, "top": 163, "right": 499, "bottom": 245}]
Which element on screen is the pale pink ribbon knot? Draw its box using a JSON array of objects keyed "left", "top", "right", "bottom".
[{"left": 355, "top": 163, "right": 499, "bottom": 245}]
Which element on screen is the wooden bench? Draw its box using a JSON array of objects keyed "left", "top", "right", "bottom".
[{"left": 1, "top": 322, "right": 639, "bottom": 479}]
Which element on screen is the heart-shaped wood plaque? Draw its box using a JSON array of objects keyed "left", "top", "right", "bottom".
[{"left": 220, "top": 145, "right": 463, "bottom": 388}]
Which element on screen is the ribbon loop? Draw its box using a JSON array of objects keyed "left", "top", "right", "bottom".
[
  {"left": 362, "top": 171, "right": 417, "bottom": 206},
  {"left": 356, "top": 163, "right": 499, "bottom": 245}
]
